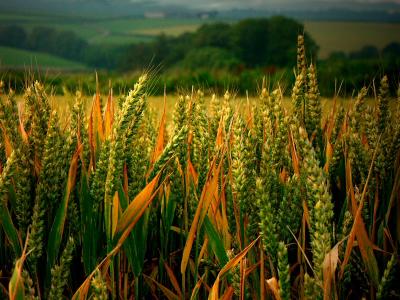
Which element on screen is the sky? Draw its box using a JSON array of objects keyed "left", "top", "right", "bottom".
[
  {"left": 146, "top": 0, "right": 400, "bottom": 9},
  {"left": 2, "top": 0, "right": 400, "bottom": 10}
]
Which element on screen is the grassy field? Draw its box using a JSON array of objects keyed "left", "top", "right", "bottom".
[
  {"left": 2, "top": 12, "right": 400, "bottom": 58},
  {"left": 0, "top": 13, "right": 211, "bottom": 45},
  {"left": 304, "top": 21, "right": 400, "bottom": 58},
  {"left": 133, "top": 23, "right": 205, "bottom": 37},
  {"left": 47, "top": 93, "right": 392, "bottom": 124},
  {"left": 0, "top": 46, "right": 87, "bottom": 70}
]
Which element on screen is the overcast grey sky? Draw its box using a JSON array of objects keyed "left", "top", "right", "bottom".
[{"left": 136, "top": 0, "right": 400, "bottom": 10}]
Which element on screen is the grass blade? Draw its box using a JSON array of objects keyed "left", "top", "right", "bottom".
[
  {"left": 181, "top": 157, "right": 222, "bottom": 275},
  {"left": 8, "top": 233, "right": 29, "bottom": 300},
  {"left": 203, "top": 215, "right": 229, "bottom": 268},
  {"left": 340, "top": 146, "right": 380, "bottom": 286},
  {"left": 143, "top": 274, "right": 179, "bottom": 300},
  {"left": 151, "top": 89, "right": 166, "bottom": 164},
  {"left": 0, "top": 201, "right": 22, "bottom": 257},
  {"left": 164, "top": 261, "right": 183, "bottom": 299},
  {"left": 79, "top": 169, "right": 98, "bottom": 274},
  {"left": 209, "top": 236, "right": 260, "bottom": 299},
  {"left": 72, "top": 174, "right": 162, "bottom": 299}
]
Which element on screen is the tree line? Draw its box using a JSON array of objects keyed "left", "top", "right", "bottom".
[
  {"left": 0, "top": 24, "right": 128, "bottom": 69},
  {"left": 0, "top": 16, "right": 317, "bottom": 71}
]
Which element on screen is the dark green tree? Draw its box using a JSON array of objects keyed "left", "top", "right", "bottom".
[
  {"left": 182, "top": 47, "right": 240, "bottom": 70},
  {"left": 193, "top": 23, "right": 233, "bottom": 50},
  {"left": 266, "top": 16, "right": 318, "bottom": 66},
  {"left": 0, "top": 25, "right": 28, "bottom": 48},
  {"left": 232, "top": 18, "right": 270, "bottom": 67}
]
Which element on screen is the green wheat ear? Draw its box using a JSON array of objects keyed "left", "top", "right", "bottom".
[
  {"left": 28, "top": 111, "right": 66, "bottom": 267},
  {"left": 150, "top": 125, "right": 188, "bottom": 180},
  {"left": 0, "top": 151, "right": 16, "bottom": 199},
  {"left": 291, "top": 71, "right": 305, "bottom": 122},
  {"left": 331, "top": 106, "right": 345, "bottom": 145},
  {"left": 13, "top": 142, "right": 34, "bottom": 240},
  {"left": 104, "top": 74, "right": 148, "bottom": 242},
  {"left": 297, "top": 34, "right": 307, "bottom": 76},
  {"left": 377, "top": 75, "right": 389, "bottom": 134},
  {"left": 191, "top": 90, "right": 210, "bottom": 191},
  {"left": 295, "top": 34, "right": 308, "bottom": 124},
  {"left": 377, "top": 254, "right": 397, "bottom": 300},
  {"left": 278, "top": 242, "right": 290, "bottom": 300},
  {"left": 351, "top": 87, "right": 368, "bottom": 132},
  {"left": 48, "top": 237, "right": 75, "bottom": 300},
  {"left": 91, "top": 269, "right": 108, "bottom": 300},
  {"left": 305, "top": 63, "right": 322, "bottom": 150},
  {"left": 127, "top": 128, "right": 152, "bottom": 201},
  {"left": 298, "top": 127, "right": 333, "bottom": 297},
  {"left": 0, "top": 91, "right": 20, "bottom": 149},
  {"left": 22, "top": 269, "right": 36, "bottom": 300}
]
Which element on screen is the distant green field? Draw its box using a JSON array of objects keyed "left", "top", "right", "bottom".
[
  {"left": 133, "top": 24, "right": 204, "bottom": 37},
  {"left": 0, "top": 14, "right": 211, "bottom": 45},
  {"left": 304, "top": 21, "right": 400, "bottom": 58},
  {"left": 0, "top": 46, "right": 87, "bottom": 69},
  {"left": 1, "top": 13, "right": 400, "bottom": 58}
]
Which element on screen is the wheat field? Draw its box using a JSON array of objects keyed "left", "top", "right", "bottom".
[{"left": 0, "top": 35, "right": 399, "bottom": 300}]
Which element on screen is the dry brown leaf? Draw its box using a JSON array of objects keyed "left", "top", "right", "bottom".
[
  {"left": 266, "top": 277, "right": 281, "bottom": 300},
  {"left": 323, "top": 244, "right": 339, "bottom": 300}
]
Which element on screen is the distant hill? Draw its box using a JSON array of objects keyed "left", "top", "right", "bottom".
[
  {"left": 0, "top": 0, "right": 400, "bottom": 21},
  {"left": 0, "top": 46, "right": 87, "bottom": 70}
]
